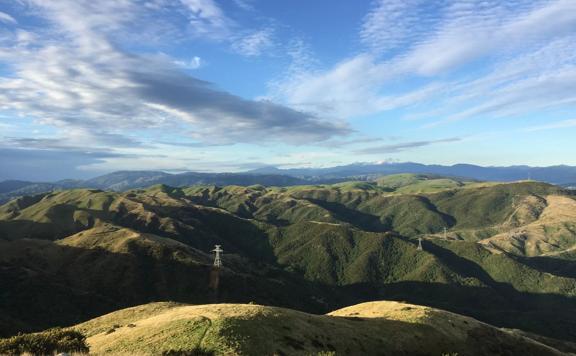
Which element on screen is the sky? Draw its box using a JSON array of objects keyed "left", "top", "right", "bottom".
[{"left": 0, "top": 0, "right": 576, "bottom": 181}]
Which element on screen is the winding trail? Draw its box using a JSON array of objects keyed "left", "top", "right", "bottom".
[{"left": 197, "top": 316, "right": 213, "bottom": 349}]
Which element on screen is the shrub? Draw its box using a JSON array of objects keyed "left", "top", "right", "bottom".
[
  {"left": 0, "top": 328, "right": 89, "bottom": 355},
  {"left": 105, "top": 328, "right": 116, "bottom": 335}
]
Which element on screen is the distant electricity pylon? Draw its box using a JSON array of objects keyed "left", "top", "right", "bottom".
[
  {"left": 444, "top": 227, "right": 447, "bottom": 240},
  {"left": 209, "top": 245, "right": 223, "bottom": 298},
  {"left": 212, "top": 245, "right": 223, "bottom": 267},
  {"left": 417, "top": 237, "right": 423, "bottom": 251}
]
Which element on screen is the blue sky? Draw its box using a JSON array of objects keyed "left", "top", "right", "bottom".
[{"left": 0, "top": 0, "right": 575, "bottom": 181}]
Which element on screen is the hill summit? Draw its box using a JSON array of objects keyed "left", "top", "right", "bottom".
[{"left": 76, "top": 301, "right": 567, "bottom": 355}]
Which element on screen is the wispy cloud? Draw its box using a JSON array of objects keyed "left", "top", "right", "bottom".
[
  {"left": 0, "top": 11, "right": 17, "bottom": 25},
  {"left": 1, "top": 129, "right": 145, "bottom": 150},
  {"left": 271, "top": 0, "right": 576, "bottom": 125},
  {"left": 174, "top": 56, "right": 202, "bottom": 69},
  {"left": 360, "top": 0, "right": 433, "bottom": 54},
  {"left": 318, "top": 137, "right": 384, "bottom": 148},
  {"left": 177, "top": 0, "right": 279, "bottom": 57},
  {"left": 424, "top": 39, "right": 576, "bottom": 126},
  {"left": 0, "top": 0, "right": 348, "bottom": 147},
  {"left": 400, "top": 0, "right": 576, "bottom": 75},
  {"left": 179, "top": 0, "right": 234, "bottom": 39},
  {"left": 356, "top": 137, "right": 461, "bottom": 155},
  {"left": 525, "top": 119, "right": 576, "bottom": 132},
  {"left": 232, "top": 28, "right": 274, "bottom": 56}
]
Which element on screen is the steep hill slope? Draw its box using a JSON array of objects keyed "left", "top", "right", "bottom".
[
  {"left": 0, "top": 223, "right": 342, "bottom": 337},
  {"left": 479, "top": 195, "right": 576, "bottom": 256},
  {"left": 75, "top": 301, "right": 564, "bottom": 356}
]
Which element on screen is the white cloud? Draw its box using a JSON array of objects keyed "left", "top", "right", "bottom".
[
  {"left": 179, "top": 0, "right": 233, "bottom": 39},
  {"left": 270, "top": 54, "right": 391, "bottom": 117},
  {"left": 174, "top": 56, "right": 202, "bottom": 69},
  {"left": 432, "top": 67, "right": 576, "bottom": 126},
  {"left": 360, "top": 0, "right": 431, "bottom": 54},
  {"left": 232, "top": 0, "right": 254, "bottom": 11},
  {"left": 356, "top": 137, "right": 461, "bottom": 155},
  {"left": 176, "top": 0, "right": 277, "bottom": 57},
  {"left": 0, "top": 11, "right": 17, "bottom": 25},
  {"left": 232, "top": 28, "right": 273, "bottom": 57},
  {"left": 0, "top": 0, "right": 348, "bottom": 148},
  {"left": 266, "top": 38, "right": 319, "bottom": 96},
  {"left": 271, "top": 0, "right": 576, "bottom": 124},
  {"left": 400, "top": 0, "right": 576, "bottom": 75},
  {"left": 27, "top": 0, "right": 138, "bottom": 38},
  {"left": 525, "top": 119, "right": 576, "bottom": 132},
  {"left": 420, "top": 36, "right": 576, "bottom": 126}
]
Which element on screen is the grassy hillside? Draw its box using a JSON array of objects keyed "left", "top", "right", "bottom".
[
  {"left": 1, "top": 175, "right": 576, "bottom": 342},
  {"left": 72, "top": 301, "right": 564, "bottom": 355},
  {"left": 0, "top": 223, "right": 346, "bottom": 337}
]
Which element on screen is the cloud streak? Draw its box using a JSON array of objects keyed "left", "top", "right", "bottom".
[
  {"left": 0, "top": 11, "right": 17, "bottom": 25},
  {"left": 0, "top": 148, "right": 123, "bottom": 181},
  {"left": 525, "top": 119, "right": 576, "bottom": 132},
  {"left": 356, "top": 137, "right": 461, "bottom": 155}
]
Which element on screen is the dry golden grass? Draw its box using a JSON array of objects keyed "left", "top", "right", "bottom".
[
  {"left": 480, "top": 195, "right": 576, "bottom": 256},
  {"left": 75, "top": 301, "right": 564, "bottom": 356}
]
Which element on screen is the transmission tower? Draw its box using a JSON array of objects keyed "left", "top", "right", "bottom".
[
  {"left": 417, "top": 237, "right": 423, "bottom": 251},
  {"left": 443, "top": 227, "right": 447, "bottom": 240},
  {"left": 212, "top": 245, "right": 223, "bottom": 267}
]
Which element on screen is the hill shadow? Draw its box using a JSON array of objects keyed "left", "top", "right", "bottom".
[
  {"left": 420, "top": 242, "right": 526, "bottom": 306},
  {"left": 1, "top": 200, "right": 281, "bottom": 266},
  {"left": 304, "top": 198, "right": 390, "bottom": 232},
  {"left": 0, "top": 238, "right": 336, "bottom": 337},
  {"left": 3, "top": 232, "right": 576, "bottom": 344},
  {"left": 0, "top": 219, "right": 81, "bottom": 241},
  {"left": 326, "top": 240, "right": 576, "bottom": 342},
  {"left": 3, "top": 237, "right": 576, "bottom": 343},
  {"left": 368, "top": 280, "right": 576, "bottom": 343},
  {"left": 146, "top": 205, "right": 278, "bottom": 264},
  {"left": 514, "top": 255, "right": 576, "bottom": 279}
]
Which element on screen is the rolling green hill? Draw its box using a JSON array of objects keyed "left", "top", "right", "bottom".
[
  {"left": 72, "top": 301, "right": 566, "bottom": 355},
  {"left": 1, "top": 174, "right": 576, "bottom": 344}
]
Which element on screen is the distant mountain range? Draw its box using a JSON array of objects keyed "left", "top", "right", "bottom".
[
  {"left": 0, "top": 172, "right": 317, "bottom": 204},
  {"left": 249, "top": 162, "right": 576, "bottom": 184},
  {"left": 1, "top": 162, "right": 576, "bottom": 203}
]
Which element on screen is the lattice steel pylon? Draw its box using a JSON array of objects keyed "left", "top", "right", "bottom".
[
  {"left": 212, "top": 245, "right": 223, "bottom": 267},
  {"left": 417, "top": 237, "right": 423, "bottom": 251}
]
